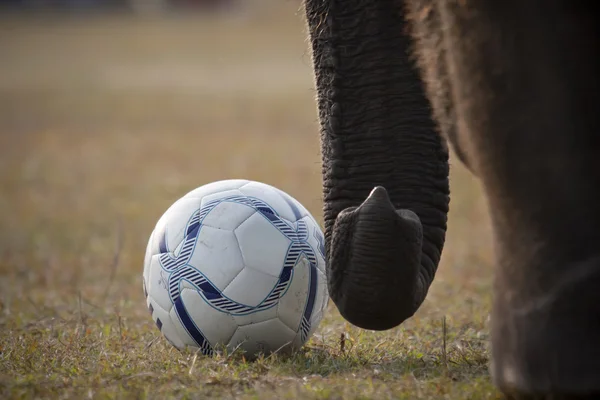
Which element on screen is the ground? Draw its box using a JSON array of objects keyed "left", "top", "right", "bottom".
[{"left": 0, "top": 2, "right": 501, "bottom": 399}]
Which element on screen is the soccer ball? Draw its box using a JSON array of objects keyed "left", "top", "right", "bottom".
[{"left": 143, "top": 179, "right": 329, "bottom": 358}]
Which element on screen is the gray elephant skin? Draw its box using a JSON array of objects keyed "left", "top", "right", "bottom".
[{"left": 303, "top": 0, "right": 600, "bottom": 398}]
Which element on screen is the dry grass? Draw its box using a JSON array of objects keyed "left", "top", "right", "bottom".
[{"left": 0, "top": 3, "right": 501, "bottom": 399}]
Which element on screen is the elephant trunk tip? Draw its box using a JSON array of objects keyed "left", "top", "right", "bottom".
[
  {"left": 367, "top": 186, "right": 389, "bottom": 201},
  {"left": 327, "top": 186, "right": 425, "bottom": 331}
]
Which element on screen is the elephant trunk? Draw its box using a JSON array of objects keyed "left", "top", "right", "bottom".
[{"left": 305, "top": 0, "right": 450, "bottom": 330}]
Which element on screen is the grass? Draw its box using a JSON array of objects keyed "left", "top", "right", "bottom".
[{"left": 0, "top": 3, "right": 501, "bottom": 399}]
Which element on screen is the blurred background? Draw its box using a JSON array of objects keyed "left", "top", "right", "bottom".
[
  {"left": 0, "top": 0, "right": 489, "bottom": 345},
  {"left": 0, "top": 0, "right": 329, "bottom": 308},
  {"left": 0, "top": 0, "right": 241, "bottom": 13},
  {"left": 0, "top": 2, "right": 496, "bottom": 396}
]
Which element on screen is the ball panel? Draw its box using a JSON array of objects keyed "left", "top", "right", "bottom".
[
  {"left": 307, "top": 310, "right": 325, "bottom": 339},
  {"left": 148, "top": 297, "right": 186, "bottom": 349},
  {"left": 312, "top": 268, "right": 329, "bottom": 326},
  {"left": 182, "top": 179, "right": 249, "bottom": 200},
  {"left": 147, "top": 224, "right": 165, "bottom": 258},
  {"left": 152, "top": 197, "right": 203, "bottom": 256},
  {"left": 199, "top": 189, "right": 245, "bottom": 209},
  {"left": 143, "top": 230, "right": 155, "bottom": 285},
  {"left": 168, "top": 305, "right": 196, "bottom": 349},
  {"left": 146, "top": 254, "right": 174, "bottom": 313},
  {"left": 298, "top": 216, "right": 327, "bottom": 274},
  {"left": 291, "top": 330, "right": 304, "bottom": 349},
  {"left": 291, "top": 308, "right": 323, "bottom": 350},
  {"left": 179, "top": 287, "right": 237, "bottom": 347},
  {"left": 238, "top": 181, "right": 301, "bottom": 223},
  {"left": 276, "top": 256, "right": 311, "bottom": 333},
  {"left": 227, "top": 318, "right": 296, "bottom": 357},
  {"left": 234, "top": 212, "right": 291, "bottom": 278},
  {"left": 187, "top": 227, "right": 244, "bottom": 290},
  {"left": 201, "top": 201, "right": 255, "bottom": 231},
  {"left": 233, "top": 304, "right": 278, "bottom": 327},
  {"left": 299, "top": 268, "right": 328, "bottom": 346},
  {"left": 222, "top": 267, "right": 279, "bottom": 308},
  {"left": 271, "top": 185, "right": 312, "bottom": 222}
]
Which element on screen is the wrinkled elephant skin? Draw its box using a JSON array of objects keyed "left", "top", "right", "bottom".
[{"left": 304, "top": 0, "right": 600, "bottom": 398}]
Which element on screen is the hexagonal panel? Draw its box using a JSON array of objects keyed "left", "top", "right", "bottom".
[
  {"left": 299, "top": 216, "right": 327, "bottom": 274},
  {"left": 277, "top": 255, "right": 311, "bottom": 332},
  {"left": 301, "top": 267, "right": 329, "bottom": 344},
  {"left": 147, "top": 254, "right": 174, "bottom": 313},
  {"left": 169, "top": 303, "right": 195, "bottom": 349},
  {"left": 233, "top": 304, "right": 278, "bottom": 327},
  {"left": 182, "top": 179, "right": 250, "bottom": 200},
  {"left": 222, "top": 267, "right": 279, "bottom": 308},
  {"left": 238, "top": 181, "right": 301, "bottom": 223},
  {"left": 148, "top": 297, "right": 185, "bottom": 350},
  {"left": 271, "top": 185, "right": 311, "bottom": 222},
  {"left": 201, "top": 200, "right": 256, "bottom": 232},
  {"left": 152, "top": 197, "right": 202, "bottom": 256},
  {"left": 200, "top": 189, "right": 245, "bottom": 209},
  {"left": 143, "top": 230, "right": 155, "bottom": 283},
  {"left": 234, "top": 211, "right": 291, "bottom": 278},
  {"left": 312, "top": 267, "right": 329, "bottom": 325},
  {"left": 178, "top": 287, "right": 238, "bottom": 348},
  {"left": 227, "top": 318, "right": 296, "bottom": 358},
  {"left": 187, "top": 226, "right": 244, "bottom": 290},
  {"left": 285, "top": 268, "right": 328, "bottom": 349}
]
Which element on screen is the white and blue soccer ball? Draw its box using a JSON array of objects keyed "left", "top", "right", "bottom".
[{"left": 143, "top": 179, "right": 329, "bottom": 358}]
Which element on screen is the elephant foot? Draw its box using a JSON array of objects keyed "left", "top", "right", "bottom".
[
  {"left": 327, "top": 186, "right": 425, "bottom": 331},
  {"left": 491, "top": 256, "right": 600, "bottom": 399}
]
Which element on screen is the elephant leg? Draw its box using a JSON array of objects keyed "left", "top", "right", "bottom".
[
  {"left": 304, "top": 0, "right": 450, "bottom": 331},
  {"left": 408, "top": 0, "right": 600, "bottom": 396}
]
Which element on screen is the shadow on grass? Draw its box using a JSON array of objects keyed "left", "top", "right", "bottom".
[{"left": 225, "top": 341, "right": 491, "bottom": 383}]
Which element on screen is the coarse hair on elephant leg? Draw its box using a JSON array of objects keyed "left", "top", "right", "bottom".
[
  {"left": 304, "top": 0, "right": 600, "bottom": 397},
  {"left": 406, "top": 0, "right": 600, "bottom": 396}
]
